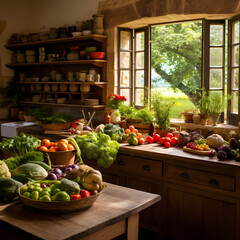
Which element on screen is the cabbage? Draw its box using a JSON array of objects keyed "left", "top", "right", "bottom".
[
  {"left": 0, "top": 160, "right": 11, "bottom": 178},
  {"left": 13, "top": 163, "right": 48, "bottom": 180}
]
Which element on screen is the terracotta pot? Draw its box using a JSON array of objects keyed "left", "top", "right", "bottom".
[
  {"left": 183, "top": 113, "right": 193, "bottom": 123},
  {"left": 192, "top": 114, "right": 201, "bottom": 124},
  {"left": 200, "top": 118, "right": 208, "bottom": 125}
]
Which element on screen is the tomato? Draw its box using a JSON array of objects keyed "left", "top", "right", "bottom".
[
  {"left": 59, "top": 139, "right": 69, "bottom": 144},
  {"left": 80, "top": 190, "right": 90, "bottom": 198},
  {"left": 67, "top": 143, "right": 75, "bottom": 151},
  {"left": 129, "top": 125, "right": 135, "bottom": 132},
  {"left": 159, "top": 137, "right": 166, "bottom": 145},
  {"left": 138, "top": 137, "right": 144, "bottom": 145},
  {"left": 53, "top": 142, "right": 58, "bottom": 147},
  {"left": 165, "top": 133, "right": 173, "bottom": 139},
  {"left": 172, "top": 131, "right": 179, "bottom": 138},
  {"left": 170, "top": 137, "right": 178, "bottom": 146},
  {"left": 39, "top": 146, "right": 49, "bottom": 152},
  {"left": 49, "top": 142, "right": 55, "bottom": 147},
  {"left": 36, "top": 145, "right": 41, "bottom": 150},
  {"left": 165, "top": 142, "right": 171, "bottom": 148},
  {"left": 132, "top": 129, "right": 138, "bottom": 134},
  {"left": 146, "top": 136, "right": 153, "bottom": 144},
  {"left": 125, "top": 129, "right": 131, "bottom": 134},
  {"left": 49, "top": 147, "right": 58, "bottom": 152},
  {"left": 57, "top": 142, "right": 68, "bottom": 151},
  {"left": 41, "top": 139, "right": 51, "bottom": 148},
  {"left": 70, "top": 193, "right": 81, "bottom": 200},
  {"left": 137, "top": 133, "right": 142, "bottom": 138},
  {"left": 152, "top": 134, "right": 161, "bottom": 143},
  {"left": 165, "top": 137, "right": 171, "bottom": 143}
]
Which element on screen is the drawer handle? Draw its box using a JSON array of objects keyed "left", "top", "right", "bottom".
[
  {"left": 143, "top": 165, "right": 151, "bottom": 171},
  {"left": 208, "top": 179, "right": 219, "bottom": 187},
  {"left": 180, "top": 172, "right": 190, "bottom": 179},
  {"left": 118, "top": 160, "right": 125, "bottom": 166}
]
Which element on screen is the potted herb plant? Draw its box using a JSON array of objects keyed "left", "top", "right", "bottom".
[
  {"left": 179, "top": 108, "right": 198, "bottom": 123},
  {"left": 107, "top": 93, "right": 127, "bottom": 123},
  {"left": 151, "top": 91, "right": 174, "bottom": 136}
]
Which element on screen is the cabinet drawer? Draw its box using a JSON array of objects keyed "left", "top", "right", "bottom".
[
  {"left": 117, "top": 155, "right": 163, "bottom": 178},
  {"left": 167, "top": 165, "right": 235, "bottom": 192}
]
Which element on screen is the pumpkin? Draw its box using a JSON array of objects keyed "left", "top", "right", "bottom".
[{"left": 206, "top": 134, "right": 224, "bottom": 149}]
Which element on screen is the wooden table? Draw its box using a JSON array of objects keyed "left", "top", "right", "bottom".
[{"left": 0, "top": 183, "right": 160, "bottom": 240}]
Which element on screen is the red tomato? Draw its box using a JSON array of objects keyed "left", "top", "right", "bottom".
[
  {"left": 137, "top": 133, "right": 142, "bottom": 138},
  {"left": 39, "top": 146, "right": 49, "bottom": 152},
  {"left": 132, "top": 129, "right": 138, "bottom": 134},
  {"left": 172, "top": 131, "right": 179, "bottom": 138},
  {"left": 152, "top": 134, "right": 161, "bottom": 143},
  {"left": 165, "top": 142, "right": 171, "bottom": 148},
  {"left": 125, "top": 129, "right": 131, "bottom": 134},
  {"left": 159, "top": 137, "right": 166, "bottom": 145},
  {"left": 165, "top": 133, "right": 173, "bottom": 139},
  {"left": 80, "top": 190, "right": 90, "bottom": 198},
  {"left": 138, "top": 137, "right": 144, "bottom": 145},
  {"left": 146, "top": 136, "right": 153, "bottom": 144},
  {"left": 48, "top": 147, "right": 57, "bottom": 152},
  {"left": 59, "top": 139, "right": 69, "bottom": 144},
  {"left": 165, "top": 137, "right": 171, "bottom": 143},
  {"left": 170, "top": 137, "right": 178, "bottom": 146},
  {"left": 67, "top": 143, "right": 75, "bottom": 151},
  {"left": 129, "top": 125, "right": 135, "bottom": 132},
  {"left": 70, "top": 193, "right": 81, "bottom": 200},
  {"left": 57, "top": 142, "right": 68, "bottom": 151},
  {"left": 41, "top": 139, "right": 51, "bottom": 148},
  {"left": 36, "top": 145, "right": 41, "bottom": 150}
]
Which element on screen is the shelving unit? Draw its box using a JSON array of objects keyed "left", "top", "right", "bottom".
[{"left": 5, "top": 34, "right": 107, "bottom": 109}]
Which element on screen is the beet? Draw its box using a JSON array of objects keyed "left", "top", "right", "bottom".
[
  {"left": 229, "top": 138, "right": 240, "bottom": 150},
  {"left": 221, "top": 145, "right": 231, "bottom": 153},
  {"left": 217, "top": 150, "right": 227, "bottom": 161},
  {"left": 208, "top": 150, "right": 216, "bottom": 157}
]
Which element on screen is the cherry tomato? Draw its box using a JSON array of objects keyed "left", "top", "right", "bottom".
[
  {"left": 165, "top": 142, "right": 171, "bottom": 148},
  {"left": 170, "top": 137, "right": 178, "bottom": 146},
  {"left": 41, "top": 139, "right": 51, "bottom": 148},
  {"left": 39, "top": 146, "right": 49, "bottom": 152},
  {"left": 70, "top": 193, "right": 81, "bottom": 200},
  {"left": 146, "top": 136, "right": 153, "bottom": 144},
  {"left": 36, "top": 145, "right": 41, "bottom": 150},
  {"left": 67, "top": 143, "right": 75, "bottom": 151},
  {"left": 152, "top": 134, "right": 161, "bottom": 143},
  {"left": 80, "top": 190, "right": 90, "bottom": 198},
  {"left": 132, "top": 129, "right": 138, "bottom": 134},
  {"left": 57, "top": 142, "right": 68, "bottom": 151},
  {"left": 159, "top": 137, "right": 166, "bottom": 145},
  {"left": 165, "top": 133, "right": 173, "bottom": 139},
  {"left": 138, "top": 137, "right": 144, "bottom": 145},
  {"left": 125, "top": 129, "right": 131, "bottom": 134},
  {"left": 129, "top": 125, "right": 135, "bottom": 132},
  {"left": 165, "top": 137, "right": 171, "bottom": 143},
  {"left": 59, "top": 139, "right": 69, "bottom": 144}
]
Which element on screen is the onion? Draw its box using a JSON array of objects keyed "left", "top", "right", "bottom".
[
  {"left": 68, "top": 164, "right": 79, "bottom": 169},
  {"left": 64, "top": 167, "right": 72, "bottom": 173},
  {"left": 47, "top": 173, "right": 57, "bottom": 180},
  {"left": 41, "top": 183, "right": 47, "bottom": 188},
  {"left": 53, "top": 168, "right": 62, "bottom": 176}
]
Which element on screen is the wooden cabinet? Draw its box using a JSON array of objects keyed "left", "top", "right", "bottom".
[{"left": 5, "top": 35, "right": 107, "bottom": 109}]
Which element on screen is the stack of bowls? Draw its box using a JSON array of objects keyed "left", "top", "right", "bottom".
[{"left": 67, "top": 46, "right": 80, "bottom": 61}]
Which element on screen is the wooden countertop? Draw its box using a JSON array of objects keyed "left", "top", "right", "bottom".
[
  {"left": 17, "top": 125, "right": 240, "bottom": 170},
  {"left": 0, "top": 183, "right": 160, "bottom": 240}
]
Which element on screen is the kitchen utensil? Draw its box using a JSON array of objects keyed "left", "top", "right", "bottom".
[
  {"left": 82, "top": 30, "right": 93, "bottom": 36},
  {"left": 90, "top": 52, "right": 105, "bottom": 59},
  {"left": 80, "top": 84, "right": 90, "bottom": 93},
  {"left": 71, "top": 32, "right": 82, "bottom": 37},
  {"left": 69, "top": 84, "right": 79, "bottom": 92},
  {"left": 86, "top": 74, "right": 94, "bottom": 82},
  {"left": 88, "top": 112, "right": 94, "bottom": 129},
  {"left": 55, "top": 73, "right": 63, "bottom": 81},
  {"left": 85, "top": 47, "right": 97, "bottom": 53},
  {"left": 60, "top": 84, "right": 68, "bottom": 92},
  {"left": 86, "top": 111, "right": 96, "bottom": 126}
]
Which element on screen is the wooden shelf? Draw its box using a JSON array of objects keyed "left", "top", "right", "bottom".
[
  {"left": 6, "top": 60, "right": 107, "bottom": 68},
  {"left": 30, "top": 91, "right": 95, "bottom": 95},
  {"left": 5, "top": 34, "right": 108, "bottom": 49},
  {"left": 19, "top": 101, "right": 105, "bottom": 109}
]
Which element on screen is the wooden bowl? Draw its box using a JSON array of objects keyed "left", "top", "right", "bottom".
[
  {"left": 41, "top": 122, "right": 71, "bottom": 130},
  {"left": 40, "top": 150, "right": 76, "bottom": 166},
  {"left": 18, "top": 185, "right": 105, "bottom": 213}
]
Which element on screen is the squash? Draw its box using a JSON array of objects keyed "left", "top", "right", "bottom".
[{"left": 206, "top": 134, "right": 224, "bottom": 149}]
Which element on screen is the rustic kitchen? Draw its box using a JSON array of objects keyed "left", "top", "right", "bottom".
[{"left": 1, "top": 0, "right": 240, "bottom": 239}]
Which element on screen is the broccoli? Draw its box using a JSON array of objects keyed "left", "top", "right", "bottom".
[
  {"left": 104, "top": 124, "right": 124, "bottom": 142},
  {"left": 21, "top": 151, "right": 44, "bottom": 163}
]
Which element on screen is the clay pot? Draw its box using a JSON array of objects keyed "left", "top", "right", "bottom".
[
  {"left": 201, "top": 118, "right": 208, "bottom": 125},
  {"left": 193, "top": 114, "right": 201, "bottom": 124},
  {"left": 183, "top": 113, "right": 194, "bottom": 123},
  {"left": 209, "top": 114, "right": 220, "bottom": 126},
  {"left": 80, "top": 84, "right": 90, "bottom": 93}
]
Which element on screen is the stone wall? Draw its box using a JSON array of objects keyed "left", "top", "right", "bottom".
[{"left": 98, "top": 0, "right": 240, "bottom": 95}]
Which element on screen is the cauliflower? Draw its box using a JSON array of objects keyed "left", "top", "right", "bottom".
[{"left": 0, "top": 160, "right": 11, "bottom": 178}]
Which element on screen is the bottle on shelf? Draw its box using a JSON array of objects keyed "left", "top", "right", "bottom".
[{"left": 104, "top": 111, "right": 111, "bottom": 124}]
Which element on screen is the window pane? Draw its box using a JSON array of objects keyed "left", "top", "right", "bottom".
[
  {"left": 120, "top": 89, "right": 130, "bottom": 105},
  {"left": 135, "top": 89, "right": 144, "bottom": 106},
  {"left": 120, "top": 31, "right": 131, "bottom": 50},
  {"left": 136, "top": 32, "right": 144, "bottom": 50},
  {"left": 120, "top": 70, "right": 131, "bottom": 87},
  {"left": 232, "top": 68, "right": 239, "bottom": 90},
  {"left": 120, "top": 52, "right": 131, "bottom": 68},
  {"left": 233, "top": 45, "right": 239, "bottom": 66},
  {"left": 233, "top": 21, "right": 240, "bottom": 44},
  {"left": 210, "top": 48, "right": 223, "bottom": 67},
  {"left": 231, "top": 91, "right": 238, "bottom": 113},
  {"left": 135, "top": 70, "right": 144, "bottom": 87},
  {"left": 136, "top": 52, "right": 144, "bottom": 69},
  {"left": 210, "top": 69, "right": 223, "bottom": 89},
  {"left": 210, "top": 25, "right": 223, "bottom": 45}
]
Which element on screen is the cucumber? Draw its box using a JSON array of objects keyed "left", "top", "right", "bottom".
[{"left": 28, "top": 161, "right": 51, "bottom": 172}]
